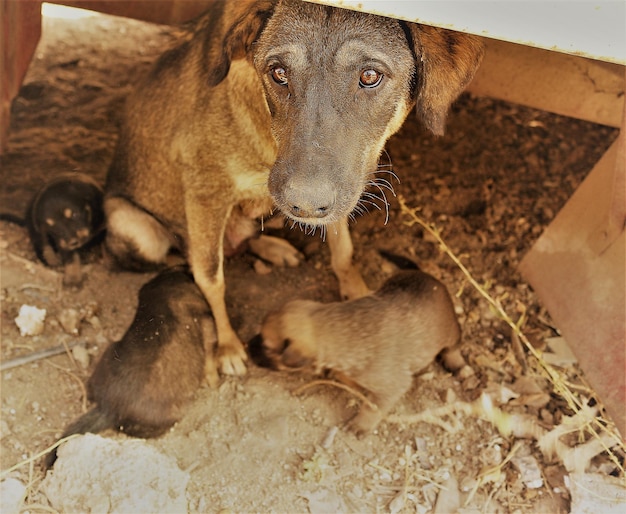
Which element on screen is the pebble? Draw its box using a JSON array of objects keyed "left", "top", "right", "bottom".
[
  {"left": 0, "top": 419, "right": 11, "bottom": 439},
  {"left": 72, "top": 345, "right": 91, "bottom": 369},
  {"left": 512, "top": 454, "right": 544, "bottom": 489},
  {"left": 59, "top": 308, "right": 81, "bottom": 335},
  {"left": 14, "top": 304, "right": 46, "bottom": 336},
  {"left": 0, "top": 478, "right": 26, "bottom": 514}
]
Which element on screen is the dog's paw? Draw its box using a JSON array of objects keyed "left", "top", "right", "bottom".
[
  {"left": 248, "top": 235, "right": 303, "bottom": 267},
  {"left": 203, "top": 355, "right": 220, "bottom": 388},
  {"left": 338, "top": 271, "right": 371, "bottom": 300},
  {"left": 217, "top": 341, "right": 248, "bottom": 376}
]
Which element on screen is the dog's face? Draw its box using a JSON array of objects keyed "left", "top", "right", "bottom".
[
  {"left": 212, "top": 0, "right": 483, "bottom": 227},
  {"left": 254, "top": 1, "right": 484, "bottom": 227},
  {"left": 260, "top": 300, "right": 318, "bottom": 370},
  {"left": 40, "top": 197, "right": 95, "bottom": 251},
  {"left": 253, "top": 1, "right": 417, "bottom": 226}
]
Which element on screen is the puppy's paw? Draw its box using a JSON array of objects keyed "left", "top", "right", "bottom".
[
  {"left": 346, "top": 408, "right": 381, "bottom": 438},
  {"left": 204, "top": 355, "right": 220, "bottom": 388},
  {"left": 43, "top": 246, "right": 62, "bottom": 267},
  {"left": 62, "top": 253, "right": 84, "bottom": 288},
  {"left": 248, "top": 235, "right": 303, "bottom": 267},
  {"left": 217, "top": 341, "right": 248, "bottom": 376}
]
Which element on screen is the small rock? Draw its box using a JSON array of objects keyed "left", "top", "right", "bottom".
[
  {"left": 87, "top": 315, "right": 102, "bottom": 330},
  {"left": 72, "top": 345, "right": 90, "bottom": 369},
  {"left": 14, "top": 304, "right": 46, "bottom": 336},
  {"left": 543, "top": 336, "right": 578, "bottom": 366},
  {"left": 42, "top": 433, "right": 190, "bottom": 513},
  {"left": 0, "top": 478, "right": 26, "bottom": 514},
  {"left": 433, "top": 474, "right": 460, "bottom": 514},
  {"left": 58, "top": 308, "right": 81, "bottom": 335},
  {"left": 567, "top": 472, "right": 626, "bottom": 514},
  {"left": 0, "top": 419, "right": 11, "bottom": 439},
  {"left": 457, "top": 365, "right": 475, "bottom": 380},
  {"left": 511, "top": 454, "right": 543, "bottom": 489},
  {"left": 462, "top": 375, "right": 481, "bottom": 390}
]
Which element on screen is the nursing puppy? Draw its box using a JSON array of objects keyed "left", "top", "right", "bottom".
[
  {"left": 45, "top": 267, "right": 218, "bottom": 469},
  {"left": 104, "top": 0, "right": 483, "bottom": 376},
  {"left": 260, "top": 269, "right": 461, "bottom": 435}
]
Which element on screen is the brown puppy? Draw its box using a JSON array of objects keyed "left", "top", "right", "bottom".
[
  {"left": 104, "top": 0, "right": 483, "bottom": 375},
  {"left": 260, "top": 269, "right": 461, "bottom": 435},
  {"left": 44, "top": 266, "right": 218, "bottom": 469}
]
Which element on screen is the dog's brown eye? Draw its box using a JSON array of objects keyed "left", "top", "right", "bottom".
[
  {"left": 359, "top": 69, "right": 383, "bottom": 88},
  {"left": 271, "top": 67, "right": 288, "bottom": 86}
]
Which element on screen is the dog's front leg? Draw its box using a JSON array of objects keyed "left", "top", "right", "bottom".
[
  {"left": 187, "top": 202, "right": 248, "bottom": 376},
  {"left": 327, "top": 218, "right": 370, "bottom": 300}
]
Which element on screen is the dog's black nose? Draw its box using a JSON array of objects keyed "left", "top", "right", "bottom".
[
  {"left": 285, "top": 183, "right": 335, "bottom": 219},
  {"left": 290, "top": 204, "right": 329, "bottom": 218}
]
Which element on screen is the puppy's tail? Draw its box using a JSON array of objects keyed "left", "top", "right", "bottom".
[
  {"left": 378, "top": 250, "right": 420, "bottom": 271},
  {"left": 44, "top": 407, "right": 113, "bottom": 470}
]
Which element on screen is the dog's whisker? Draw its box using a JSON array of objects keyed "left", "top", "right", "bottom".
[
  {"left": 371, "top": 178, "right": 396, "bottom": 195},
  {"left": 359, "top": 199, "right": 382, "bottom": 212},
  {"left": 373, "top": 165, "right": 400, "bottom": 180},
  {"left": 374, "top": 168, "right": 400, "bottom": 184},
  {"left": 352, "top": 204, "right": 365, "bottom": 216},
  {"left": 361, "top": 182, "right": 392, "bottom": 225}
]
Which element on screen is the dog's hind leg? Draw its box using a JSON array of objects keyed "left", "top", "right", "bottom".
[
  {"left": 327, "top": 218, "right": 370, "bottom": 300},
  {"left": 104, "top": 196, "right": 173, "bottom": 269}
]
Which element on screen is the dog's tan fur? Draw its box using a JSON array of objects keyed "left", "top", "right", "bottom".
[
  {"left": 104, "top": 0, "right": 483, "bottom": 375},
  {"left": 260, "top": 270, "right": 461, "bottom": 435}
]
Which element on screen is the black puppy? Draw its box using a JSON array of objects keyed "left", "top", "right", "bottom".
[
  {"left": 26, "top": 173, "right": 105, "bottom": 267},
  {"left": 45, "top": 267, "right": 218, "bottom": 468}
]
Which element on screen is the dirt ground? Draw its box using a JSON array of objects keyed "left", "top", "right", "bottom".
[{"left": 1, "top": 6, "right": 624, "bottom": 514}]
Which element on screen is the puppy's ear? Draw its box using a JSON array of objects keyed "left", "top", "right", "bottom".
[
  {"left": 281, "top": 341, "right": 313, "bottom": 369},
  {"left": 407, "top": 24, "right": 484, "bottom": 135},
  {"left": 209, "top": 0, "right": 276, "bottom": 86}
]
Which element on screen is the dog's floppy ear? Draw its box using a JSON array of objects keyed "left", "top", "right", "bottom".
[
  {"left": 209, "top": 0, "right": 276, "bottom": 86},
  {"left": 407, "top": 24, "right": 484, "bottom": 135}
]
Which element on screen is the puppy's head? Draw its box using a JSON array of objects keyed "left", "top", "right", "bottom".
[
  {"left": 260, "top": 300, "right": 319, "bottom": 370},
  {"left": 41, "top": 200, "right": 95, "bottom": 251}
]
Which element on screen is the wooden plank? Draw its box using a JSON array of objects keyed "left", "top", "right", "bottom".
[
  {"left": 520, "top": 133, "right": 626, "bottom": 437},
  {"left": 467, "top": 39, "right": 624, "bottom": 128},
  {"left": 55, "top": 0, "right": 211, "bottom": 25},
  {"left": 0, "top": 0, "right": 42, "bottom": 152}
]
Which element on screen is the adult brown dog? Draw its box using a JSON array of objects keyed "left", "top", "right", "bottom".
[
  {"left": 259, "top": 269, "right": 461, "bottom": 435},
  {"left": 104, "top": 0, "right": 483, "bottom": 376}
]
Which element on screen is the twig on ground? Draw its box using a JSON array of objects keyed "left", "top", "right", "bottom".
[{"left": 293, "top": 379, "right": 378, "bottom": 412}]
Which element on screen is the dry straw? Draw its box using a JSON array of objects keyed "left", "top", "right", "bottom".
[{"left": 397, "top": 195, "right": 624, "bottom": 473}]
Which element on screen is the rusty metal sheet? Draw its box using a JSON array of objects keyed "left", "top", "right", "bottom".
[{"left": 520, "top": 135, "right": 626, "bottom": 438}]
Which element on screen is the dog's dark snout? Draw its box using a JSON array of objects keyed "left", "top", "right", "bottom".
[
  {"left": 290, "top": 204, "right": 329, "bottom": 218},
  {"left": 285, "top": 182, "right": 335, "bottom": 220}
]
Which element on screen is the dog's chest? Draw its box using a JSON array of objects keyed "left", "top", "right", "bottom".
[{"left": 230, "top": 161, "right": 271, "bottom": 199}]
